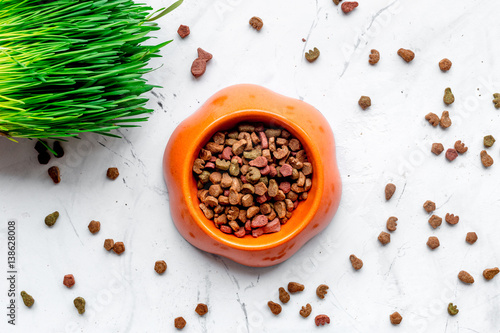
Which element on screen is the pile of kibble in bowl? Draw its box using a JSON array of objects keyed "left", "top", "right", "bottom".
[{"left": 192, "top": 123, "right": 313, "bottom": 238}]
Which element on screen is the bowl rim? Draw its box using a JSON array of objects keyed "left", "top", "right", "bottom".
[{"left": 180, "top": 109, "right": 325, "bottom": 251}]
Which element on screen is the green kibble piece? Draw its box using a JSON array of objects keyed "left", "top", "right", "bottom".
[
  {"left": 246, "top": 167, "right": 261, "bottom": 183},
  {"left": 21, "top": 291, "right": 34, "bottom": 308},
  {"left": 199, "top": 171, "right": 211, "bottom": 183},
  {"left": 493, "top": 93, "right": 500, "bottom": 109},
  {"left": 265, "top": 129, "right": 282, "bottom": 138},
  {"left": 259, "top": 176, "right": 269, "bottom": 186},
  {"left": 448, "top": 303, "right": 459, "bottom": 316},
  {"left": 215, "top": 159, "right": 230, "bottom": 171},
  {"left": 243, "top": 149, "right": 261, "bottom": 160},
  {"left": 227, "top": 131, "right": 239, "bottom": 139},
  {"left": 443, "top": 87, "right": 455, "bottom": 105},
  {"left": 484, "top": 135, "right": 495, "bottom": 148},
  {"left": 45, "top": 211, "right": 59, "bottom": 227},
  {"left": 74, "top": 297, "right": 86, "bottom": 314},
  {"left": 229, "top": 161, "right": 240, "bottom": 176}
]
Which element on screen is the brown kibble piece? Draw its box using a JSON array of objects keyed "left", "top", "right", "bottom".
[
  {"left": 300, "top": 303, "right": 312, "bottom": 318},
  {"left": 397, "top": 48, "right": 415, "bottom": 62},
  {"left": 358, "top": 96, "right": 371, "bottom": 110},
  {"left": 315, "top": 314, "right": 330, "bottom": 326},
  {"left": 195, "top": 303, "right": 208, "bottom": 316},
  {"left": 88, "top": 220, "right": 100, "bottom": 234},
  {"left": 63, "top": 274, "right": 75, "bottom": 288},
  {"left": 368, "top": 49, "right": 380, "bottom": 65},
  {"left": 154, "top": 260, "right": 167, "bottom": 274},
  {"left": 446, "top": 149, "right": 458, "bottom": 161},
  {"left": 278, "top": 287, "right": 290, "bottom": 304},
  {"left": 48, "top": 166, "right": 61, "bottom": 183},
  {"left": 333, "top": 0, "right": 342, "bottom": 4},
  {"left": 287, "top": 282, "right": 305, "bottom": 293},
  {"left": 454, "top": 140, "right": 467, "bottom": 154},
  {"left": 458, "top": 270, "right": 474, "bottom": 284},
  {"left": 378, "top": 231, "right": 390, "bottom": 245},
  {"left": 465, "top": 232, "right": 477, "bottom": 244},
  {"left": 191, "top": 58, "right": 207, "bottom": 78},
  {"left": 316, "top": 284, "right": 329, "bottom": 299},
  {"left": 428, "top": 215, "right": 442, "bottom": 229},
  {"left": 385, "top": 183, "right": 396, "bottom": 200},
  {"left": 445, "top": 213, "right": 459, "bottom": 225},
  {"left": 177, "top": 25, "right": 190, "bottom": 38},
  {"left": 439, "top": 58, "right": 452, "bottom": 71},
  {"left": 483, "top": 268, "right": 499, "bottom": 281},
  {"left": 174, "top": 317, "right": 186, "bottom": 329},
  {"left": 423, "top": 200, "right": 436, "bottom": 213},
  {"left": 386, "top": 217, "right": 398, "bottom": 232},
  {"left": 249, "top": 16, "right": 263, "bottom": 31},
  {"left": 431, "top": 143, "right": 444, "bottom": 155},
  {"left": 390, "top": 312, "right": 402, "bottom": 325},
  {"left": 341, "top": 1, "right": 358, "bottom": 14},
  {"left": 440, "top": 111, "right": 452, "bottom": 129},
  {"left": 481, "top": 150, "right": 494, "bottom": 167},
  {"left": 349, "top": 254, "right": 363, "bottom": 270},
  {"left": 113, "top": 241, "right": 125, "bottom": 254},
  {"left": 305, "top": 47, "right": 320, "bottom": 63},
  {"left": 197, "top": 48, "right": 212, "bottom": 62},
  {"left": 426, "top": 236, "right": 440, "bottom": 249},
  {"left": 268, "top": 301, "right": 282, "bottom": 315},
  {"left": 425, "top": 113, "right": 440, "bottom": 127},
  {"left": 107, "top": 167, "right": 119, "bottom": 180},
  {"left": 104, "top": 239, "right": 114, "bottom": 251}
]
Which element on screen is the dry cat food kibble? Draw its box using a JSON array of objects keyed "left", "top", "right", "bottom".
[
  {"left": 53, "top": 141, "right": 64, "bottom": 158},
  {"left": 454, "top": 140, "right": 467, "bottom": 154},
  {"left": 174, "top": 317, "right": 186, "bottom": 329},
  {"left": 316, "top": 284, "right": 329, "bottom": 299},
  {"left": 378, "top": 231, "right": 390, "bottom": 245},
  {"left": 385, "top": 183, "right": 396, "bottom": 200},
  {"left": 446, "top": 149, "right": 458, "bottom": 161},
  {"left": 448, "top": 303, "right": 459, "bottom": 316},
  {"left": 431, "top": 143, "right": 444, "bottom": 155},
  {"left": 268, "top": 301, "right": 282, "bottom": 315},
  {"left": 440, "top": 111, "right": 452, "bottom": 129},
  {"left": 483, "top": 268, "right": 499, "bottom": 280},
  {"left": 63, "top": 274, "right": 75, "bottom": 288},
  {"left": 333, "top": 0, "right": 342, "bottom": 5},
  {"left": 45, "top": 211, "right": 59, "bottom": 227},
  {"left": 288, "top": 282, "right": 305, "bottom": 293},
  {"left": 480, "top": 150, "right": 494, "bottom": 167},
  {"left": 439, "top": 58, "right": 452, "bottom": 71},
  {"left": 397, "top": 48, "right": 415, "bottom": 62},
  {"left": 106, "top": 167, "right": 119, "bottom": 180},
  {"left": 113, "top": 242, "right": 125, "bottom": 254},
  {"left": 368, "top": 49, "right": 380, "bottom": 65},
  {"left": 484, "top": 135, "right": 495, "bottom": 148},
  {"left": 21, "top": 291, "right": 34, "bottom": 307},
  {"left": 443, "top": 88, "right": 455, "bottom": 105},
  {"left": 48, "top": 166, "right": 61, "bottom": 183},
  {"left": 358, "top": 96, "right": 371, "bottom": 110},
  {"left": 104, "top": 239, "right": 114, "bottom": 251},
  {"left": 279, "top": 287, "right": 290, "bottom": 303},
  {"left": 88, "top": 220, "right": 100, "bottom": 234},
  {"left": 426, "top": 236, "right": 440, "bottom": 249},
  {"left": 390, "top": 312, "right": 402, "bottom": 325},
  {"left": 193, "top": 123, "right": 313, "bottom": 238},
  {"left": 466, "top": 232, "right": 478, "bottom": 244},
  {"left": 386, "top": 217, "right": 398, "bottom": 232},
  {"left": 315, "top": 314, "right": 330, "bottom": 326},
  {"left": 349, "top": 254, "right": 363, "bottom": 270},
  {"left": 154, "top": 260, "right": 167, "bottom": 274},
  {"left": 177, "top": 24, "right": 190, "bottom": 38},
  {"left": 74, "top": 297, "right": 86, "bottom": 314},
  {"left": 191, "top": 48, "right": 212, "bottom": 78},
  {"left": 305, "top": 47, "right": 320, "bottom": 62},
  {"left": 423, "top": 200, "right": 436, "bottom": 213},
  {"left": 493, "top": 93, "right": 500, "bottom": 108},
  {"left": 445, "top": 213, "right": 459, "bottom": 225},
  {"left": 300, "top": 303, "right": 312, "bottom": 318},
  {"left": 425, "top": 113, "right": 440, "bottom": 127},
  {"left": 249, "top": 16, "right": 263, "bottom": 31},
  {"left": 35, "top": 141, "right": 50, "bottom": 164},
  {"left": 341, "top": 1, "right": 358, "bottom": 14},
  {"left": 428, "top": 215, "right": 442, "bottom": 229},
  {"left": 458, "top": 271, "right": 474, "bottom": 284},
  {"left": 195, "top": 303, "right": 208, "bottom": 316}
]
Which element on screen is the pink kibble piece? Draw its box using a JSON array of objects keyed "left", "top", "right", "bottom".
[
  {"left": 220, "top": 225, "right": 232, "bottom": 234},
  {"left": 279, "top": 182, "right": 291, "bottom": 193},
  {"left": 232, "top": 156, "right": 243, "bottom": 165},
  {"left": 260, "top": 165, "right": 271, "bottom": 175},
  {"left": 446, "top": 148, "right": 458, "bottom": 161},
  {"left": 224, "top": 190, "right": 230, "bottom": 197},
  {"left": 234, "top": 227, "right": 246, "bottom": 238},
  {"left": 259, "top": 132, "right": 269, "bottom": 149},
  {"left": 205, "top": 162, "right": 215, "bottom": 169},
  {"left": 256, "top": 195, "right": 268, "bottom": 204},
  {"left": 269, "top": 165, "right": 277, "bottom": 177},
  {"left": 251, "top": 215, "right": 268, "bottom": 228},
  {"left": 245, "top": 221, "right": 252, "bottom": 231},
  {"left": 252, "top": 227, "right": 264, "bottom": 238},
  {"left": 221, "top": 146, "right": 233, "bottom": 160},
  {"left": 249, "top": 156, "right": 268, "bottom": 168},
  {"left": 210, "top": 156, "right": 217, "bottom": 162},
  {"left": 280, "top": 164, "right": 293, "bottom": 177},
  {"left": 263, "top": 218, "right": 281, "bottom": 233}
]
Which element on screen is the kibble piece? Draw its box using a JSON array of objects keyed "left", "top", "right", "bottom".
[
  {"left": 426, "top": 236, "right": 440, "bottom": 249},
  {"left": 287, "top": 282, "right": 305, "bottom": 293},
  {"left": 174, "top": 317, "right": 186, "bottom": 329},
  {"left": 341, "top": 1, "right": 358, "bottom": 14},
  {"left": 493, "top": 93, "right": 500, "bottom": 109},
  {"left": 446, "top": 149, "right": 458, "bottom": 161},
  {"left": 113, "top": 241, "right": 125, "bottom": 254},
  {"left": 278, "top": 287, "right": 290, "bottom": 304},
  {"left": 349, "top": 254, "right": 363, "bottom": 270},
  {"left": 458, "top": 270, "right": 474, "bottom": 284},
  {"left": 440, "top": 111, "right": 452, "bottom": 128},
  {"left": 397, "top": 48, "right": 415, "bottom": 62},
  {"left": 104, "top": 239, "right": 114, "bottom": 251},
  {"left": 35, "top": 140, "right": 48, "bottom": 154},
  {"left": 445, "top": 213, "right": 459, "bottom": 225},
  {"left": 88, "top": 220, "right": 101, "bottom": 234},
  {"left": 483, "top": 268, "right": 499, "bottom": 281},
  {"left": 480, "top": 150, "right": 494, "bottom": 167},
  {"left": 423, "top": 200, "right": 436, "bottom": 213},
  {"left": 431, "top": 143, "right": 444, "bottom": 155},
  {"left": 315, "top": 314, "right": 330, "bottom": 326},
  {"left": 305, "top": 47, "right": 320, "bottom": 63},
  {"left": 300, "top": 303, "right": 312, "bottom": 318},
  {"left": 316, "top": 284, "right": 329, "bottom": 299},
  {"left": 195, "top": 303, "right": 208, "bottom": 316},
  {"left": 484, "top": 135, "right": 495, "bottom": 148},
  {"left": 107, "top": 167, "right": 119, "bottom": 180},
  {"left": 177, "top": 24, "right": 190, "bottom": 38},
  {"left": 38, "top": 151, "right": 51, "bottom": 164},
  {"left": 390, "top": 312, "right": 402, "bottom": 325},
  {"left": 448, "top": 303, "right": 459, "bottom": 316},
  {"left": 333, "top": 0, "right": 342, "bottom": 4},
  {"left": 425, "top": 113, "right": 440, "bottom": 127},
  {"left": 358, "top": 96, "right": 371, "bottom": 110},
  {"left": 74, "top": 297, "right": 86, "bottom": 314},
  {"left": 53, "top": 141, "right": 64, "bottom": 158},
  {"left": 385, "top": 183, "right": 396, "bottom": 200},
  {"left": 454, "top": 141, "right": 467, "bottom": 154},
  {"left": 386, "top": 217, "right": 398, "bottom": 232},
  {"left": 368, "top": 49, "right": 380, "bottom": 65},
  {"left": 154, "top": 260, "right": 167, "bottom": 274},
  {"left": 63, "top": 274, "right": 75, "bottom": 288},
  {"left": 443, "top": 88, "right": 455, "bottom": 105},
  {"left": 21, "top": 291, "right": 34, "bottom": 308},
  {"left": 465, "top": 232, "right": 477, "bottom": 244},
  {"left": 191, "top": 58, "right": 207, "bottom": 78},
  {"left": 428, "top": 215, "right": 442, "bottom": 229},
  {"left": 439, "top": 58, "right": 452, "bottom": 71},
  {"left": 48, "top": 166, "right": 61, "bottom": 183},
  {"left": 45, "top": 211, "right": 59, "bottom": 227},
  {"left": 249, "top": 16, "right": 263, "bottom": 31},
  {"left": 378, "top": 231, "right": 390, "bottom": 245},
  {"left": 197, "top": 48, "right": 213, "bottom": 62},
  {"left": 268, "top": 301, "right": 282, "bottom": 315}
]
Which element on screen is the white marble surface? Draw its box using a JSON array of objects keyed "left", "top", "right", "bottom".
[{"left": 1, "top": 0, "right": 500, "bottom": 332}]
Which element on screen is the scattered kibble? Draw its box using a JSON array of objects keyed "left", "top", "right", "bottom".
[
  {"left": 106, "top": 167, "right": 119, "bottom": 180},
  {"left": 431, "top": 143, "right": 444, "bottom": 155},
  {"left": 174, "top": 316, "right": 186, "bottom": 329},
  {"left": 191, "top": 48, "right": 212, "bottom": 78},
  {"left": 443, "top": 88, "right": 455, "bottom": 105},
  {"left": 314, "top": 314, "right": 330, "bottom": 326},
  {"left": 349, "top": 254, "right": 363, "bottom": 270},
  {"left": 154, "top": 260, "right": 167, "bottom": 274},
  {"left": 279, "top": 287, "right": 290, "bottom": 304},
  {"left": 177, "top": 24, "right": 190, "bottom": 38},
  {"left": 38, "top": 151, "right": 51, "bottom": 165},
  {"left": 480, "top": 150, "right": 494, "bottom": 167},
  {"left": 341, "top": 1, "right": 358, "bottom": 14},
  {"left": 386, "top": 216, "right": 398, "bottom": 232},
  {"left": 63, "top": 274, "right": 75, "bottom": 288},
  {"left": 385, "top": 183, "right": 396, "bottom": 200},
  {"left": 458, "top": 270, "right": 474, "bottom": 284},
  {"left": 53, "top": 141, "right": 64, "bottom": 158},
  {"left": 195, "top": 303, "right": 208, "bottom": 316},
  {"left": 423, "top": 200, "right": 436, "bottom": 213},
  {"left": 397, "top": 48, "right": 415, "bottom": 62},
  {"left": 333, "top": 0, "right": 342, "bottom": 5},
  {"left": 88, "top": 220, "right": 100, "bottom": 234},
  {"left": 113, "top": 242, "right": 125, "bottom": 254},
  {"left": 426, "top": 236, "right": 440, "bottom": 249},
  {"left": 425, "top": 113, "right": 440, "bottom": 127},
  {"left": 300, "top": 303, "right": 312, "bottom": 318},
  {"left": 484, "top": 135, "right": 495, "bottom": 148},
  {"left": 493, "top": 93, "right": 500, "bottom": 109},
  {"left": 249, "top": 16, "right": 263, "bottom": 31},
  {"left": 268, "top": 301, "right": 282, "bottom": 315},
  {"left": 483, "top": 268, "right": 499, "bottom": 281},
  {"left": 74, "top": 297, "right": 86, "bottom": 314},
  {"left": 440, "top": 111, "right": 452, "bottom": 129},
  {"left": 445, "top": 213, "right": 459, "bottom": 225},
  {"left": 45, "top": 211, "right": 59, "bottom": 227},
  {"left": 35, "top": 140, "right": 48, "bottom": 154},
  {"left": 104, "top": 239, "right": 114, "bottom": 251},
  {"left": 378, "top": 231, "right": 390, "bottom": 245},
  {"left": 428, "top": 215, "right": 442, "bottom": 229},
  {"left": 316, "top": 284, "right": 329, "bottom": 299},
  {"left": 454, "top": 140, "right": 467, "bottom": 154},
  {"left": 439, "top": 58, "right": 452, "bottom": 71},
  {"left": 305, "top": 47, "right": 320, "bottom": 62},
  {"left": 390, "top": 312, "right": 402, "bottom": 325},
  {"left": 448, "top": 303, "right": 459, "bottom": 316},
  {"left": 446, "top": 149, "right": 458, "bottom": 161},
  {"left": 288, "top": 282, "right": 305, "bottom": 293},
  {"left": 465, "top": 232, "right": 478, "bottom": 244},
  {"left": 368, "top": 49, "right": 380, "bottom": 65},
  {"left": 48, "top": 166, "right": 61, "bottom": 183},
  {"left": 358, "top": 96, "right": 371, "bottom": 110},
  {"left": 21, "top": 291, "right": 34, "bottom": 308}
]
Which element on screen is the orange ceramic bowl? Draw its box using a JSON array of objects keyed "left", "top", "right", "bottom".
[{"left": 163, "top": 84, "right": 341, "bottom": 267}]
